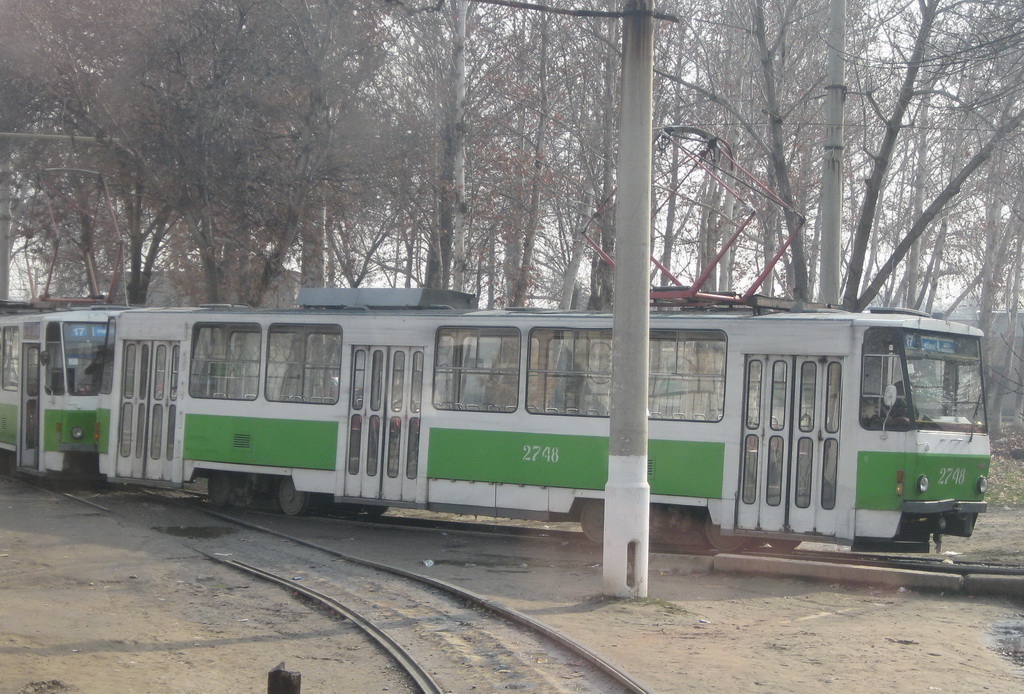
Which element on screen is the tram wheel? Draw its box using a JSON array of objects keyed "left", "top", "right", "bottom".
[
  {"left": 207, "top": 472, "right": 232, "bottom": 507},
  {"left": 360, "top": 504, "right": 388, "bottom": 518},
  {"left": 650, "top": 506, "right": 706, "bottom": 549},
  {"left": 578, "top": 499, "right": 605, "bottom": 543},
  {"left": 277, "top": 477, "right": 309, "bottom": 516},
  {"left": 701, "top": 516, "right": 752, "bottom": 552}
]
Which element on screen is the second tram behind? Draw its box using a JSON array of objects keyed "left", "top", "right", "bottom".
[{"left": 0, "top": 307, "right": 124, "bottom": 477}]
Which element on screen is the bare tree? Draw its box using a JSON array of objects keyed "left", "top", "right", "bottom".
[{"left": 843, "top": 0, "right": 1024, "bottom": 310}]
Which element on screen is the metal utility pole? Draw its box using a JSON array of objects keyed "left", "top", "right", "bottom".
[
  {"left": 818, "top": 0, "right": 846, "bottom": 305},
  {"left": 604, "top": 0, "right": 654, "bottom": 599}
]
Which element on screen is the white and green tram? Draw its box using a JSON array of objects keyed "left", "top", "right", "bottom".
[
  {"left": 0, "top": 306, "right": 125, "bottom": 477},
  {"left": 97, "top": 290, "right": 989, "bottom": 551}
]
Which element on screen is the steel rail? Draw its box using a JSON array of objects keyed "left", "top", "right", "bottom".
[
  {"left": 133, "top": 487, "right": 1024, "bottom": 582},
  {"left": 199, "top": 552, "right": 444, "bottom": 694},
  {"left": 201, "top": 507, "right": 656, "bottom": 694},
  {"left": 1, "top": 474, "right": 112, "bottom": 512},
  {"left": 335, "top": 507, "right": 1024, "bottom": 579}
]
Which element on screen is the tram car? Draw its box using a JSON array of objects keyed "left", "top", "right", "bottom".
[
  {"left": 0, "top": 307, "right": 125, "bottom": 477},
  {"left": 96, "top": 289, "right": 989, "bottom": 552}
]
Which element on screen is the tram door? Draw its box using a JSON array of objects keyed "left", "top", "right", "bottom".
[
  {"left": 114, "top": 341, "right": 181, "bottom": 482},
  {"left": 18, "top": 344, "right": 41, "bottom": 471},
  {"left": 736, "top": 355, "right": 844, "bottom": 536},
  {"left": 342, "top": 346, "right": 424, "bottom": 503}
]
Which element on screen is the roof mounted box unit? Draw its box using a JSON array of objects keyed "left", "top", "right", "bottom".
[{"left": 297, "top": 288, "right": 478, "bottom": 310}]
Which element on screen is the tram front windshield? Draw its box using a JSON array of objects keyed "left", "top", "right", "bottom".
[
  {"left": 861, "top": 328, "right": 986, "bottom": 433},
  {"left": 904, "top": 331, "right": 986, "bottom": 433},
  {"left": 62, "top": 323, "right": 111, "bottom": 395}
]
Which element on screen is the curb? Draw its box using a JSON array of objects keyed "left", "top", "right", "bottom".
[
  {"left": 650, "top": 551, "right": 995, "bottom": 595},
  {"left": 962, "top": 574, "right": 1024, "bottom": 598},
  {"left": 710, "top": 553, "right": 964, "bottom": 592}
]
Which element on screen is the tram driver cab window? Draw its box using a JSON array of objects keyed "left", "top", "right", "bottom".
[
  {"left": 43, "top": 323, "right": 65, "bottom": 395},
  {"left": 860, "top": 328, "right": 911, "bottom": 431}
]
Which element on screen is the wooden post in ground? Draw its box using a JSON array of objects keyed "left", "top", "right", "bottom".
[{"left": 268, "top": 662, "right": 301, "bottom": 694}]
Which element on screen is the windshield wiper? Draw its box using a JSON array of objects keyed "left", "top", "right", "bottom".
[{"left": 968, "top": 396, "right": 985, "bottom": 441}]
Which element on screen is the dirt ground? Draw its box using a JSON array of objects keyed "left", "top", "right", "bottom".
[{"left": 2, "top": 476, "right": 1024, "bottom": 694}]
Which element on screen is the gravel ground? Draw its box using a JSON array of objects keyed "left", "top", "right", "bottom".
[{"left": 2, "top": 476, "right": 1023, "bottom": 694}]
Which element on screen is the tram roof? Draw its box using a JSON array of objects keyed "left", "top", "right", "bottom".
[
  {"left": 0, "top": 305, "right": 130, "bottom": 322},
  {"left": 112, "top": 303, "right": 983, "bottom": 337}
]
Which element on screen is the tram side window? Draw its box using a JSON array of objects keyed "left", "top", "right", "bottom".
[
  {"left": 527, "top": 328, "right": 612, "bottom": 416},
  {"left": 433, "top": 327, "right": 520, "bottom": 412},
  {"left": 2, "top": 326, "right": 18, "bottom": 391},
  {"left": 265, "top": 324, "right": 342, "bottom": 405},
  {"left": 189, "top": 323, "right": 261, "bottom": 400},
  {"left": 25, "top": 346, "right": 39, "bottom": 398},
  {"left": 100, "top": 319, "right": 116, "bottom": 395},
  {"left": 44, "top": 323, "right": 65, "bottom": 395},
  {"left": 860, "top": 328, "right": 910, "bottom": 431},
  {"left": 825, "top": 362, "right": 842, "bottom": 433},
  {"left": 649, "top": 331, "right": 726, "bottom": 421}
]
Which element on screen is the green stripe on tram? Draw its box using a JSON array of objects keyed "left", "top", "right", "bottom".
[
  {"left": 856, "top": 450, "right": 989, "bottom": 511},
  {"left": 427, "top": 427, "right": 726, "bottom": 497},
  {"left": 95, "top": 408, "right": 111, "bottom": 454},
  {"left": 183, "top": 413, "right": 338, "bottom": 470},
  {"left": 0, "top": 402, "right": 16, "bottom": 445}
]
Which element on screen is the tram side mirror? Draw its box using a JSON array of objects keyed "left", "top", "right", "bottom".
[{"left": 882, "top": 384, "right": 897, "bottom": 408}]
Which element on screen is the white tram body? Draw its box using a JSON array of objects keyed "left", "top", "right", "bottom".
[{"left": 96, "top": 290, "right": 989, "bottom": 551}]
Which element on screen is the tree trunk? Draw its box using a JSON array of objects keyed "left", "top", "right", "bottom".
[
  {"left": 450, "top": 0, "right": 470, "bottom": 292},
  {"left": 906, "top": 100, "right": 930, "bottom": 308},
  {"left": 588, "top": 21, "right": 618, "bottom": 311},
  {"left": 751, "top": 0, "right": 808, "bottom": 300},
  {"left": 855, "top": 107, "right": 1024, "bottom": 310},
  {"left": 560, "top": 192, "right": 593, "bottom": 309},
  {"left": 843, "top": 0, "right": 938, "bottom": 310},
  {"left": 509, "top": 15, "right": 549, "bottom": 307},
  {"left": 184, "top": 207, "right": 222, "bottom": 304}
]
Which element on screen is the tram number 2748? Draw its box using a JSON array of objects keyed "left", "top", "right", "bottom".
[
  {"left": 523, "top": 445, "right": 560, "bottom": 463},
  {"left": 938, "top": 467, "right": 966, "bottom": 486}
]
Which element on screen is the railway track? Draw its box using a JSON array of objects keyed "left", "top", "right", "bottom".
[
  {"left": 344, "top": 508, "right": 1024, "bottom": 580},
  {"left": 38, "top": 480, "right": 655, "bottom": 693},
  {"left": 38, "top": 476, "right": 1024, "bottom": 586},
  {"left": 199, "top": 553, "right": 446, "bottom": 694},
  {"left": 26, "top": 477, "right": 1024, "bottom": 584},
  {"left": 197, "top": 505, "right": 655, "bottom": 693},
  {"left": 8, "top": 475, "right": 1024, "bottom": 693},
  {"left": 296, "top": 499, "right": 1024, "bottom": 580}
]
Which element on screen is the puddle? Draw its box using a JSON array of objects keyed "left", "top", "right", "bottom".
[
  {"left": 153, "top": 526, "right": 238, "bottom": 539},
  {"left": 991, "top": 618, "right": 1024, "bottom": 668}
]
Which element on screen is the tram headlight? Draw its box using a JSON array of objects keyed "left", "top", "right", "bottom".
[
  {"left": 70, "top": 426, "right": 84, "bottom": 440},
  {"left": 916, "top": 474, "right": 930, "bottom": 493},
  {"left": 977, "top": 476, "right": 989, "bottom": 494}
]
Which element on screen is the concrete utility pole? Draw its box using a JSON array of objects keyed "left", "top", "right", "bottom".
[
  {"left": 818, "top": 0, "right": 846, "bottom": 305},
  {"left": 604, "top": 0, "right": 654, "bottom": 599}
]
